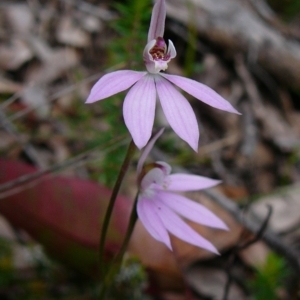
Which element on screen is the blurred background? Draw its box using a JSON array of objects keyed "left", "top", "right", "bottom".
[{"left": 1, "top": 0, "right": 300, "bottom": 299}]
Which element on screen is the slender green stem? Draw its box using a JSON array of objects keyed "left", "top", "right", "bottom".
[
  {"left": 99, "top": 139, "right": 136, "bottom": 277},
  {"left": 99, "top": 192, "right": 139, "bottom": 299},
  {"left": 112, "top": 193, "right": 138, "bottom": 266}
]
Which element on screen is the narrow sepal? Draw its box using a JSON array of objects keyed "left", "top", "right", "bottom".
[
  {"left": 86, "top": 70, "right": 146, "bottom": 103},
  {"left": 154, "top": 199, "right": 219, "bottom": 254},
  {"left": 123, "top": 74, "right": 156, "bottom": 149},
  {"left": 161, "top": 74, "right": 241, "bottom": 114},
  {"left": 158, "top": 191, "right": 228, "bottom": 230},
  {"left": 168, "top": 174, "right": 221, "bottom": 191},
  {"left": 155, "top": 76, "right": 199, "bottom": 151},
  {"left": 148, "top": 0, "right": 166, "bottom": 42},
  {"left": 137, "top": 197, "right": 172, "bottom": 249}
]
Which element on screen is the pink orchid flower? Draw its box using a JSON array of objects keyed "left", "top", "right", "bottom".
[
  {"left": 136, "top": 129, "right": 228, "bottom": 253},
  {"left": 86, "top": 0, "right": 239, "bottom": 151}
]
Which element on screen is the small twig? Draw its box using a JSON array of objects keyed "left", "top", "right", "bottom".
[
  {"left": 247, "top": 0, "right": 300, "bottom": 41},
  {"left": 240, "top": 102, "right": 257, "bottom": 157},
  {"left": 198, "top": 133, "right": 240, "bottom": 156},
  {"left": 0, "top": 110, "right": 45, "bottom": 168},
  {"left": 0, "top": 135, "right": 128, "bottom": 200},
  {"left": 0, "top": 134, "right": 127, "bottom": 194},
  {"left": 235, "top": 55, "right": 299, "bottom": 151},
  {"left": 235, "top": 55, "right": 263, "bottom": 110},
  {"left": 205, "top": 188, "right": 300, "bottom": 274},
  {"left": 0, "top": 63, "right": 126, "bottom": 127},
  {"left": 222, "top": 205, "right": 273, "bottom": 300},
  {"left": 240, "top": 205, "right": 273, "bottom": 250},
  {"left": 210, "top": 151, "right": 239, "bottom": 186},
  {"left": 60, "top": 0, "right": 116, "bottom": 21},
  {"left": 0, "top": 92, "right": 21, "bottom": 110}
]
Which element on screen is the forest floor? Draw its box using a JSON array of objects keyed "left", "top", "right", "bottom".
[{"left": 0, "top": 0, "right": 300, "bottom": 299}]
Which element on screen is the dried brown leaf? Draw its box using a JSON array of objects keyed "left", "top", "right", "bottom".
[
  {"left": 249, "top": 185, "right": 300, "bottom": 233},
  {"left": 56, "top": 17, "right": 90, "bottom": 47}
]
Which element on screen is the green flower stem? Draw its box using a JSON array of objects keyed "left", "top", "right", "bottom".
[
  {"left": 99, "top": 192, "right": 139, "bottom": 299},
  {"left": 111, "top": 192, "right": 138, "bottom": 266},
  {"left": 99, "top": 139, "right": 137, "bottom": 277}
]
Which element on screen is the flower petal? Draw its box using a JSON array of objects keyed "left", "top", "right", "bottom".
[
  {"left": 141, "top": 168, "right": 165, "bottom": 191},
  {"left": 154, "top": 200, "right": 219, "bottom": 254},
  {"left": 158, "top": 191, "right": 228, "bottom": 230},
  {"left": 148, "top": 0, "right": 166, "bottom": 42},
  {"left": 168, "top": 174, "right": 221, "bottom": 191},
  {"left": 161, "top": 74, "right": 240, "bottom": 114},
  {"left": 137, "top": 196, "right": 172, "bottom": 249},
  {"left": 166, "top": 40, "right": 177, "bottom": 59},
  {"left": 123, "top": 74, "right": 156, "bottom": 149},
  {"left": 143, "top": 39, "right": 176, "bottom": 74},
  {"left": 155, "top": 76, "right": 199, "bottom": 151},
  {"left": 137, "top": 128, "right": 164, "bottom": 175},
  {"left": 141, "top": 162, "right": 172, "bottom": 191},
  {"left": 86, "top": 70, "right": 146, "bottom": 103}
]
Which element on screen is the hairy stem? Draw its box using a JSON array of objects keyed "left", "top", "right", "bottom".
[
  {"left": 99, "top": 139, "right": 136, "bottom": 277},
  {"left": 99, "top": 192, "right": 139, "bottom": 299}
]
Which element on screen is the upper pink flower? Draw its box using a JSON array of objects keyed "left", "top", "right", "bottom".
[
  {"left": 86, "top": 0, "right": 239, "bottom": 151},
  {"left": 136, "top": 129, "right": 228, "bottom": 253}
]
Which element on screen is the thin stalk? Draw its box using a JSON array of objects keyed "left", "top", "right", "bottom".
[
  {"left": 99, "top": 192, "right": 139, "bottom": 299},
  {"left": 99, "top": 139, "right": 136, "bottom": 276},
  {"left": 112, "top": 192, "right": 138, "bottom": 266}
]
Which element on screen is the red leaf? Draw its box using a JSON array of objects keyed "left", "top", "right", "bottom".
[{"left": 0, "top": 159, "right": 131, "bottom": 273}]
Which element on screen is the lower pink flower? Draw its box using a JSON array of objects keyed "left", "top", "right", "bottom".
[{"left": 136, "top": 129, "right": 228, "bottom": 253}]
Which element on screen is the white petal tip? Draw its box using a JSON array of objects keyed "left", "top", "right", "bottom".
[
  {"left": 222, "top": 223, "right": 230, "bottom": 231},
  {"left": 85, "top": 96, "right": 94, "bottom": 104},
  {"left": 233, "top": 110, "right": 242, "bottom": 115},
  {"left": 85, "top": 94, "right": 102, "bottom": 104},
  {"left": 134, "top": 140, "right": 147, "bottom": 150},
  {"left": 131, "top": 133, "right": 150, "bottom": 149},
  {"left": 209, "top": 179, "right": 222, "bottom": 186},
  {"left": 208, "top": 245, "right": 220, "bottom": 255},
  {"left": 191, "top": 144, "right": 198, "bottom": 152},
  {"left": 203, "top": 244, "right": 219, "bottom": 255},
  {"left": 212, "top": 217, "right": 230, "bottom": 231},
  {"left": 227, "top": 106, "right": 241, "bottom": 115},
  {"left": 166, "top": 243, "right": 173, "bottom": 251},
  {"left": 188, "top": 140, "right": 199, "bottom": 152}
]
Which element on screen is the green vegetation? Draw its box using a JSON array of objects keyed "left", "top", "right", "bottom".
[{"left": 249, "top": 253, "right": 289, "bottom": 300}]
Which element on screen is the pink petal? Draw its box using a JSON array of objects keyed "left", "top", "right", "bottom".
[
  {"left": 154, "top": 200, "right": 219, "bottom": 254},
  {"left": 86, "top": 70, "right": 146, "bottom": 103},
  {"left": 143, "top": 39, "right": 157, "bottom": 74},
  {"left": 161, "top": 74, "right": 240, "bottom": 114},
  {"left": 148, "top": 0, "right": 166, "bottom": 42},
  {"left": 123, "top": 74, "right": 156, "bottom": 149},
  {"left": 137, "top": 128, "right": 164, "bottom": 175},
  {"left": 158, "top": 191, "right": 228, "bottom": 230},
  {"left": 140, "top": 168, "right": 165, "bottom": 191},
  {"left": 166, "top": 40, "right": 176, "bottom": 59},
  {"left": 155, "top": 76, "right": 199, "bottom": 151},
  {"left": 140, "top": 162, "right": 172, "bottom": 191},
  {"left": 168, "top": 174, "right": 221, "bottom": 191},
  {"left": 137, "top": 196, "right": 172, "bottom": 249}
]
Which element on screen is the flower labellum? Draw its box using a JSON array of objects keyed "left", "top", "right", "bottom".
[
  {"left": 136, "top": 129, "right": 229, "bottom": 253},
  {"left": 86, "top": 0, "right": 240, "bottom": 151},
  {"left": 143, "top": 37, "right": 176, "bottom": 74}
]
